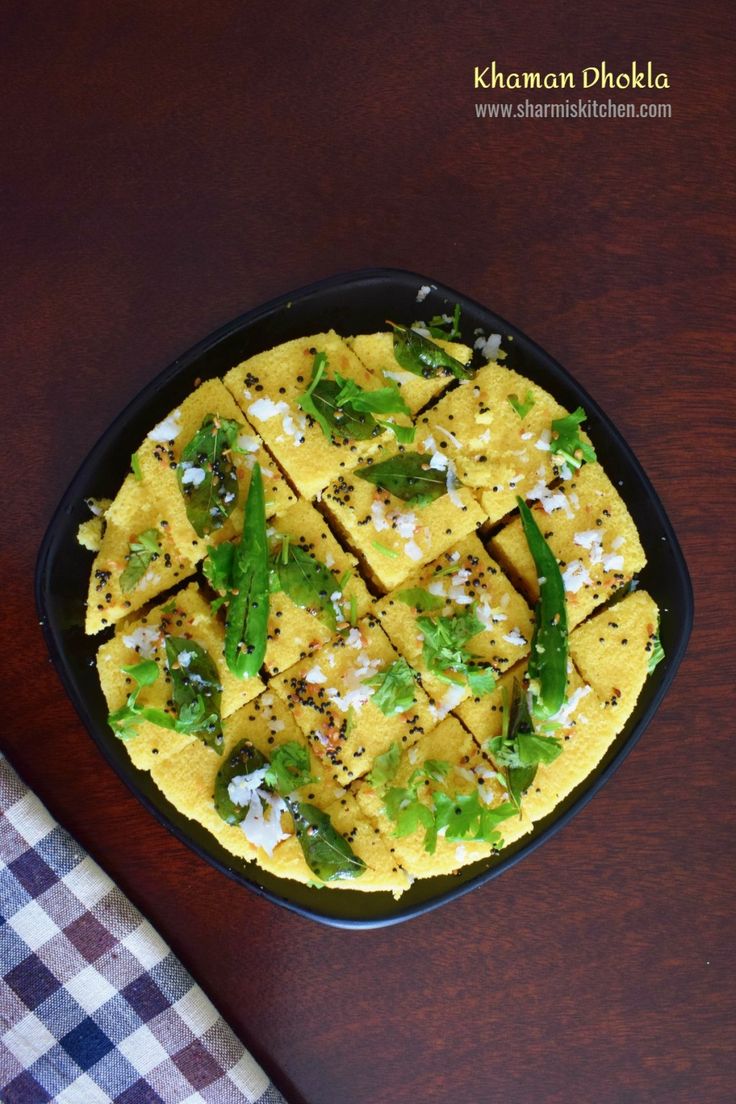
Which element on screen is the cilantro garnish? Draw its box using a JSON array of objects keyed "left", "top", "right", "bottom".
[
  {"left": 365, "top": 658, "right": 417, "bottom": 717},
  {"left": 648, "top": 623, "right": 665, "bottom": 673},
  {"left": 119, "top": 528, "right": 161, "bottom": 593},
  {"left": 265, "top": 741, "right": 314, "bottom": 796},
  {"left": 367, "top": 741, "right": 401, "bottom": 788},
  {"left": 550, "top": 407, "right": 597, "bottom": 470},
  {"left": 508, "top": 390, "right": 536, "bottom": 419},
  {"left": 297, "top": 351, "right": 411, "bottom": 443},
  {"left": 107, "top": 657, "right": 219, "bottom": 744},
  {"left": 487, "top": 678, "right": 562, "bottom": 810},
  {"left": 395, "top": 587, "right": 445, "bottom": 612},
  {"left": 380, "top": 756, "right": 514, "bottom": 854},
  {"left": 417, "top": 607, "right": 496, "bottom": 695},
  {"left": 425, "top": 304, "right": 462, "bottom": 341}
]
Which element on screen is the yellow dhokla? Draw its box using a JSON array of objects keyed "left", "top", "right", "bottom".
[
  {"left": 456, "top": 660, "right": 620, "bottom": 828},
  {"left": 223, "top": 332, "right": 392, "bottom": 497},
  {"left": 489, "top": 462, "right": 646, "bottom": 630},
  {"left": 153, "top": 690, "right": 407, "bottom": 893},
  {"left": 264, "top": 499, "right": 373, "bottom": 676},
  {"left": 136, "top": 377, "right": 295, "bottom": 557},
  {"left": 415, "top": 363, "right": 572, "bottom": 525},
  {"left": 374, "top": 534, "right": 533, "bottom": 714},
  {"left": 257, "top": 787, "right": 410, "bottom": 895},
  {"left": 96, "top": 583, "right": 263, "bottom": 771},
  {"left": 356, "top": 715, "right": 530, "bottom": 881},
  {"left": 269, "top": 616, "right": 436, "bottom": 786},
  {"left": 321, "top": 446, "right": 485, "bottom": 591},
  {"left": 85, "top": 475, "right": 196, "bottom": 634},
  {"left": 348, "top": 332, "right": 473, "bottom": 414},
  {"left": 569, "top": 590, "right": 660, "bottom": 717}
]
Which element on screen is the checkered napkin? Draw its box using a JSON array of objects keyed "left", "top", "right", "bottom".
[{"left": 0, "top": 753, "right": 287, "bottom": 1104}]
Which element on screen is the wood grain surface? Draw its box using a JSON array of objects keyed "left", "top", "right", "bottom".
[{"left": 2, "top": 2, "right": 734, "bottom": 1102}]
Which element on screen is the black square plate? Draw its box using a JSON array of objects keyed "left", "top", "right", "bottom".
[{"left": 36, "top": 269, "right": 693, "bottom": 928}]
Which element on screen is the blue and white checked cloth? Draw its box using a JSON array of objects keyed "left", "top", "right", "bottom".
[{"left": 0, "top": 753, "right": 287, "bottom": 1104}]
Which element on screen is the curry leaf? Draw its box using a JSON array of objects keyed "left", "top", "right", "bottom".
[
  {"left": 355, "top": 451, "right": 448, "bottom": 505},
  {"left": 177, "top": 414, "right": 241, "bottom": 537},
  {"left": 270, "top": 539, "right": 341, "bottom": 631},
  {"left": 290, "top": 802, "right": 366, "bottom": 882},
  {"left": 389, "top": 322, "right": 472, "bottom": 380},
  {"left": 108, "top": 658, "right": 204, "bottom": 741},
  {"left": 165, "top": 636, "right": 223, "bottom": 752},
  {"left": 214, "top": 741, "right": 267, "bottom": 825}
]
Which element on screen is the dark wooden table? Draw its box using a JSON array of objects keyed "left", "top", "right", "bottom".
[{"left": 3, "top": 3, "right": 734, "bottom": 1101}]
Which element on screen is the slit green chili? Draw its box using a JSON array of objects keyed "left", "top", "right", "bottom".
[
  {"left": 224, "top": 464, "right": 269, "bottom": 679},
  {"left": 516, "top": 496, "right": 568, "bottom": 720}
]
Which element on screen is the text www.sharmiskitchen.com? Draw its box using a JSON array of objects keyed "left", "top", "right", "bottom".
[{"left": 476, "top": 98, "right": 672, "bottom": 119}]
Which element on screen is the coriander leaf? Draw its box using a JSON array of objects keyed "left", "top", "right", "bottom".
[
  {"left": 224, "top": 463, "right": 269, "bottom": 679},
  {"left": 365, "top": 658, "right": 417, "bottom": 717},
  {"left": 165, "top": 636, "right": 222, "bottom": 751},
  {"left": 270, "top": 539, "right": 341, "bottom": 631},
  {"left": 516, "top": 497, "right": 568, "bottom": 720},
  {"left": 516, "top": 731, "right": 563, "bottom": 766},
  {"left": 264, "top": 741, "right": 313, "bottom": 796},
  {"left": 384, "top": 788, "right": 438, "bottom": 852},
  {"left": 130, "top": 451, "right": 142, "bottom": 481},
  {"left": 334, "top": 374, "right": 410, "bottom": 417},
  {"left": 550, "top": 407, "right": 597, "bottom": 470},
  {"left": 418, "top": 608, "right": 494, "bottom": 694},
  {"left": 426, "top": 304, "right": 462, "bottom": 341},
  {"left": 290, "top": 802, "right": 366, "bottom": 882},
  {"left": 432, "top": 790, "right": 516, "bottom": 844},
  {"left": 297, "top": 354, "right": 402, "bottom": 443},
  {"left": 371, "top": 540, "right": 400, "bottom": 558},
  {"left": 355, "top": 451, "right": 448, "bottom": 505},
  {"left": 177, "top": 414, "right": 242, "bottom": 537},
  {"left": 487, "top": 677, "right": 562, "bottom": 810},
  {"left": 203, "top": 541, "right": 236, "bottom": 595},
  {"left": 382, "top": 420, "right": 416, "bottom": 445},
  {"left": 367, "top": 742, "right": 401, "bottom": 789},
  {"left": 508, "top": 390, "right": 536, "bottom": 418},
  {"left": 648, "top": 624, "right": 665, "bottom": 674},
  {"left": 396, "top": 587, "right": 445, "bottom": 612},
  {"left": 122, "top": 658, "right": 159, "bottom": 688},
  {"left": 119, "top": 528, "right": 161, "bottom": 593},
  {"left": 214, "top": 740, "right": 267, "bottom": 825},
  {"left": 466, "top": 667, "right": 496, "bottom": 697},
  {"left": 108, "top": 659, "right": 190, "bottom": 740},
  {"left": 389, "top": 321, "right": 472, "bottom": 380},
  {"left": 411, "top": 759, "right": 452, "bottom": 785},
  {"left": 296, "top": 352, "right": 333, "bottom": 439}
]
